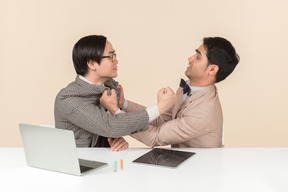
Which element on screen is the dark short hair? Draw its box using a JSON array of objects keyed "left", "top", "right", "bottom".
[
  {"left": 72, "top": 35, "right": 107, "bottom": 75},
  {"left": 203, "top": 37, "right": 240, "bottom": 83}
]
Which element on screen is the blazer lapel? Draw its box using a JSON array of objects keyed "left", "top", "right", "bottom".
[
  {"left": 172, "top": 88, "right": 184, "bottom": 119},
  {"left": 172, "top": 85, "right": 216, "bottom": 118}
]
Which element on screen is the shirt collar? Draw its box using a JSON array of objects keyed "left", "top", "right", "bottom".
[
  {"left": 79, "top": 75, "right": 92, "bottom": 84},
  {"left": 79, "top": 75, "right": 106, "bottom": 86},
  {"left": 187, "top": 80, "right": 213, "bottom": 95}
]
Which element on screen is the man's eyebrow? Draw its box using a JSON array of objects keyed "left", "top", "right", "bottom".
[
  {"left": 108, "top": 50, "right": 115, "bottom": 54},
  {"left": 195, "top": 49, "right": 201, "bottom": 56}
]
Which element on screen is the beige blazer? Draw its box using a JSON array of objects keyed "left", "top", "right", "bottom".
[{"left": 128, "top": 85, "right": 223, "bottom": 148}]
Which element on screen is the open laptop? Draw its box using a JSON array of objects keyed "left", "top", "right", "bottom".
[{"left": 19, "top": 123, "right": 108, "bottom": 176}]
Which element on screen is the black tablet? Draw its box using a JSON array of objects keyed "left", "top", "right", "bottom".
[{"left": 132, "top": 148, "right": 195, "bottom": 168}]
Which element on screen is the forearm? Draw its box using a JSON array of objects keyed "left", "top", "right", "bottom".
[
  {"left": 125, "top": 100, "right": 173, "bottom": 126},
  {"left": 131, "top": 117, "right": 209, "bottom": 147},
  {"left": 149, "top": 105, "right": 173, "bottom": 126},
  {"left": 122, "top": 100, "right": 159, "bottom": 123},
  {"left": 130, "top": 125, "right": 159, "bottom": 147},
  {"left": 124, "top": 100, "right": 147, "bottom": 112},
  {"left": 66, "top": 105, "right": 149, "bottom": 138}
]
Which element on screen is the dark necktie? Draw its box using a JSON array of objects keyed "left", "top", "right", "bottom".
[{"left": 180, "top": 78, "right": 191, "bottom": 95}]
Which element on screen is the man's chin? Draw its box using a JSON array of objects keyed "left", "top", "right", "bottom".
[{"left": 184, "top": 72, "right": 190, "bottom": 78}]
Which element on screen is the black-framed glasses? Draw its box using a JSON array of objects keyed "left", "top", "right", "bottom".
[{"left": 101, "top": 54, "right": 117, "bottom": 62}]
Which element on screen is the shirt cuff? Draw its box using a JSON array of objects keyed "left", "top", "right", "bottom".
[
  {"left": 115, "top": 108, "right": 121, "bottom": 114},
  {"left": 122, "top": 99, "right": 128, "bottom": 111},
  {"left": 107, "top": 108, "right": 121, "bottom": 115},
  {"left": 145, "top": 105, "right": 160, "bottom": 122}
]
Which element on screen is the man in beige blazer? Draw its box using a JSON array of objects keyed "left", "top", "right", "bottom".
[{"left": 101, "top": 37, "right": 239, "bottom": 148}]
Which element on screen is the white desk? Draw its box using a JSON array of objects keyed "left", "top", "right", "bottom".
[{"left": 1, "top": 148, "right": 288, "bottom": 192}]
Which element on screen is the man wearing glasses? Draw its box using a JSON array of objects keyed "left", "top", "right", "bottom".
[
  {"left": 102, "top": 37, "right": 239, "bottom": 148},
  {"left": 54, "top": 35, "right": 177, "bottom": 151}
]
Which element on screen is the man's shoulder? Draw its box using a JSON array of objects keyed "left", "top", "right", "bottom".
[
  {"left": 55, "top": 79, "right": 80, "bottom": 102},
  {"left": 196, "top": 85, "right": 217, "bottom": 97},
  {"left": 195, "top": 85, "right": 221, "bottom": 111},
  {"left": 183, "top": 85, "right": 219, "bottom": 107},
  {"left": 59, "top": 80, "right": 78, "bottom": 93},
  {"left": 54, "top": 80, "right": 84, "bottom": 114}
]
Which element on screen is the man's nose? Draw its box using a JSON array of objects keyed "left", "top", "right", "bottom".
[{"left": 189, "top": 54, "right": 197, "bottom": 62}]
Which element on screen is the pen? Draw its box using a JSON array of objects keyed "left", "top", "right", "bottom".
[
  {"left": 114, "top": 160, "right": 117, "bottom": 172},
  {"left": 121, "top": 159, "right": 123, "bottom": 170}
]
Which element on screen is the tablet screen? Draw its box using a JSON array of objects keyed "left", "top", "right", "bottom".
[{"left": 133, "top": 148, "right": 195, "bottom": 168}]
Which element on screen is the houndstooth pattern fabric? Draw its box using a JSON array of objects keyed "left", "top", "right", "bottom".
[{"left": 54, "top": 76, "right": 149, "bottom": 147}]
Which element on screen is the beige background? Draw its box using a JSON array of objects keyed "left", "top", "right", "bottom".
[{"left": 1, "top": 0, "right": 287, "bottom": 147}]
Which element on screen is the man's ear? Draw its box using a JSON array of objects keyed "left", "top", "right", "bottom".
[
  {"left": 87, "top": 60, "right": 98, "bottom": 71},
  {"left": 208, "top": 64, "right": 219, "bottom": 77}
]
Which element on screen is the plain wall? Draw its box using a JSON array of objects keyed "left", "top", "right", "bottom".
[{"left": 1, "top": 0, "right": 287, "bottom": 147}]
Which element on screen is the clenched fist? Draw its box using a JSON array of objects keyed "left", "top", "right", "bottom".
[{"left": 156, "top": 87, "right": 177, "bottom": 114}]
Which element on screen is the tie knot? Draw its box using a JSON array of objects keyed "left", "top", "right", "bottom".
[{"left": 179, "top": 78, "right": 191, "bottom": 95}]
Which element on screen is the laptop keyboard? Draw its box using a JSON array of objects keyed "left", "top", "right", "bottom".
[{"left": 80, "top": 165, "right": 93, "bottom": 173}]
